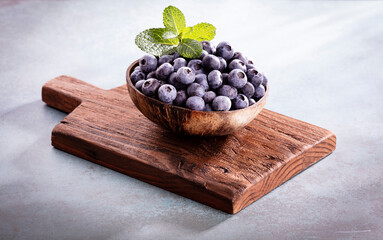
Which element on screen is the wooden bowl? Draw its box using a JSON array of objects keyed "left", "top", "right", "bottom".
[{"left": 126, "top": 60, "right": 268, "bottom": 136}]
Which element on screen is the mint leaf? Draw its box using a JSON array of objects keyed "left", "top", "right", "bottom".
[
  {"left": 146, "top": 28, "right": 179, "bottom": 45},
  {"left": 163, "top": 6, "right": 186, "bottom": 35},
  {"left": 162, "top": 31, "right": 178, "bottom": 40},
  {"left": 179, "top": 26, "right": 192, "bottom": 39},
  {"left": 177, "top": 38, "right": 203, "bottom": 58},
  {"left": 135, "top": 28, "right": 178, "bottom": 56},
  {"left": 161, "top": 46, "right": 177, "bottom": 55},
  {"left": 181, "top": 23, "right": 216, "bottom": 41}
]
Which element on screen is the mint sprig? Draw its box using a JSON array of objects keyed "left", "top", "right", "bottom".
[{"left": 135, "top": 6, "right": 216, "bottom": 59}]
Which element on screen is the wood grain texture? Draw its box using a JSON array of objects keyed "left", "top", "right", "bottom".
[
  {"left": 126, "top": 61, "right": 268, "bottom": 136},
  {"left": 42, "top": 75, "right": 336, "bottom": 214}
]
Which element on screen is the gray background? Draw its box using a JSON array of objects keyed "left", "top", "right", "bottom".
[{"left": 1, "top": 0, "right": 382, "bottom": 239}]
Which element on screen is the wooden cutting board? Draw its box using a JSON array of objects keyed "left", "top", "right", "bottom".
[{"left": 42, "top": 75, "right": 336, "bottom": 214}]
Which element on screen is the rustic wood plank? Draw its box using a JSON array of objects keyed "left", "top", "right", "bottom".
[{"left": 42, "top": 75, "right": 336, "bottom": 214}]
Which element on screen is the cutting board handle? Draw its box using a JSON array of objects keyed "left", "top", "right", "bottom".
[{"left": 42, "top": 75, "right": 104, "bottom": 113}]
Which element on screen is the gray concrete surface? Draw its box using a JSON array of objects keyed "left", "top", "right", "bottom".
[{"left": 1, "top": 0, "right": 382, "bottom": 239}]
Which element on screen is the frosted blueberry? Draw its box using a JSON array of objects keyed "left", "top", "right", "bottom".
[
  {"left": 187, "top": 83, "right": 205, "bottom": 97},
  {"left": 185, "top": 96, "right": 205, "bottom": 111},
  {"left": 254, "top": 85, "right": 266, "bottom": 100},
  {"left": 249, "top": 98, "right": 256, "bottom": 106},
  {"left": 176, "top": 67, "right": 195, "bottom": 84},
  {"left": 262, "top": 75, "right": 268, "bottom": 88},
  {"left": 159, "top": 54, "right": 174, "bottom": 65},
  {"left": 173, "top": 90, "right": 187, "bottom": 106},
  {"left": 142, "top": 78, "right": 161, "bottom": 97},
  {"left": 228, "top": 69, "right": 247, "bottom": 89},
  {"left": 204, "top": 103, "right": 213, "bottom": 112},
  {"left": 155, "top": 63, "right": 174, "bottom": 80},
  {"left": 218, "top": 57, "right": 227, "bottom": 72},
  {"left": 194, "top": 74, "right": 209, "bottom": 91},
  {"left": 232, "top": 94, "right": 249, "bottom": 110},
  {"left": 201, "top": 41, "right": 215, "bottom": 54},
  {"left": 187, "top": 59, "right": 205, "bottom": 74},
  {"left": 203, "top": 91, "right": 216, "bottom": 103},
  {"left": 232, "top": 52, "right": 247, "bottom": 63},
  {"left": 202, "top": 54, "right": 220, "bottom": 72},
  {"left": 158, "top": 84, "right": 177, "bottom": 103},
  {"left": 135, "top": 79, "right": 146, "bottom": 91},
  {"left": 130, "top": 70, "right": 146, "bottom": 84},
  {"left": 139, "top": 54, "right": 158, "bottom": 73},
  {"left": 216, "top": 41, "right": 234, "bottom": 60},
  {"left": 240, "top": 82, "right": 255, "bottom": 98},
  {"left": 173, "top": 57, "right": 187, "bottom": 72},
  {"left": 146, "top": 71, "right": 156, "bottom": 79},
  {"left": 218, "top": 85, "right": 238, "bottom": 100},
  {"left": 207, "top": 70, "right": 223, "bottom": 89},
  {"left": 228, "top": 59, "right": 247, "bottom": 72},
  {"left": 212, "top": 96, "right": 231, "bottom": 111}
]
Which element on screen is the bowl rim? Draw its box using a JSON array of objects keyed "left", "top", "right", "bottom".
[{"left": 126, "top": 60, "right": 269, "bottom": 114}]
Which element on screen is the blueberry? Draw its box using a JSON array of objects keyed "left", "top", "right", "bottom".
[
  {"left": 247, "top": 69, "right": 263, "bottom": 88},
  {"left": 240, "top": 82, "right": 255, "bottom": 98},
  {"left": 222, "top": 73, "right": 229, "bottom": 84},
  {"left": 173, "top": 57, "right": 187, "bottom": 72},
  {"left": 246, "top": 60, "right": 256, "bottom": 70},
  {"left": 142, "top": 78, "right": 161, "bottom": 97},
  {"left": 200, "top": 50, "right": 209, "bottom": 60},
  {"left": 250, "top": 75, "right": 263, "bottom": 88},
  {"left": 130, "top": 70, "right": 146, "bottom": 84},
  {"left": 139, "top": 54, "right": 158, "bottom": 73},
  {"left": 174, "top": 90, "right": 187, "bottom": 106},
  {"left": 159, "top": 54, "right": 174, "bottom": 65},
  {"left": 254, "top": 85, "right": 265, "bottom": 100},
  {"left": 201, "top": 41, "right": 215, "bottom": 54},
  {"left": 135, "top": 79, "right": 146, "bottom": 91},
  {"left": 216, "top": 41, "right": 234, "bottom": 60},
  {"left": 156, "top": 63, "right": 174, "bottom": 80},
  {"left": 232, "top": 94, "right": 249, "bottom": 110},
  {"left": 249, "top": 98, "right": 256, "bottom": 106},
  {"left": 207, "top": 70, "right": 223, "bottom": 89},
  {"left": 203, "top": 91, "right": 216, "bottom": 103},
  {"left": 172, "top": 52, "right": 181, "bottom": 59},
  {"left": 158, "top": 84, "right": 177, "bottom": 103},
  {"left": 168, "top": 72, "right": 177, "bottom": 85},
  {"left": 134, "top": 66, "right": 141, "bottom": 72},
  {"left": 228, "top": 69, "right": 247, "bottom": 88},
  {"left": 204, "top": 103, "right": 213, "bottom": 112},
  {"left": 232, "top": 52, "right": 247, "bottom": 63},
  {"left": 246, "top": 68, "right": 258, "bottom": 80},
  {"left": 212, "top": 96, "right": 231, "bottom": 111},
  {"left": 195, "top": 74, "right": 209, "bottom": 91},
  {"left": 187, "top": 83, "right": 205, "bottom": 97},
  {"left": 176, "top": 67, "right": 195, "bottom": 84},
  {"left": 185, "top": 96, "right": 205, "bottom": 111},
  {"left": 202, "top": 54, "right": 220, "bottom": 72},
  {"left": 187, "top": 59, "right": 204, "bottom": 74},
  {"left": 173, "top": 81, "right": 188, "bottom": 90},
  {"left": 218, "top": 57, "right": 227, "bottom": 72},
  {"left": 146, "top": 71, "right": 156, "bottom": 79},
  {"left": 228, "top": 59, "right": 247, "bottom": 72},
  {"left": 218, "top": 85, "right": 238, "bottom": 100},
  {"left": 246, "top": 63, "right": 256, "bottom": 70},
  {"left": 262, "top": 74, "right": 268, "bottom": 88}
]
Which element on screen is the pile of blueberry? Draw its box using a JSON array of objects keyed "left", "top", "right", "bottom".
[{"left": 130, "top": 41, "right": 268, "bottom": 111}]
